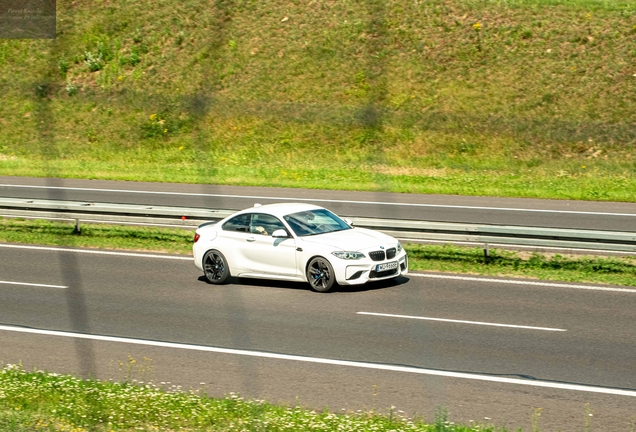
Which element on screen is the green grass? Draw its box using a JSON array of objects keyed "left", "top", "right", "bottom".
[
  {"left": 3, "top": 218, "right": 635, "bottom": 287},
  {"left": 407, "top": 243, "right": 636, "bottom": 286},
  {"left": 0, "top": 363, "right": 520, "bottom": 431},
  {"left": 2, "top": 0, "right": 636, "bottom": 200},
  {"left": 0, "top": 218, "right": 193, "bottom": 254}
]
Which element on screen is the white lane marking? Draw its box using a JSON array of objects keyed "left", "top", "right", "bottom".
[
  {"left": 409, "top": 273, "right": 636, "bottom": 293},
  {"left": 0, "top": 280, "right": 68, "bottom": 289},
  {"left": 0, "top": 243, "right": 191, "bottom": 260},
  {"left": 2, "top": 184, "right": 635, "bottom": 217},
  {"left": 1, "top": 325, "right": 634, "bottom": 397},
  {"left": 357, "top": 312, "right": 566, "bottom": 332}
]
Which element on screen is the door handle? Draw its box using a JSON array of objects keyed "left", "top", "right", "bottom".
[{"left": 246, "top": 237, "right": 256, "bottom": 242}]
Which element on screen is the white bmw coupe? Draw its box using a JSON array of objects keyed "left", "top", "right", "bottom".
[{"left": 193, "top": 203, "right": 408, "bottom": 292}]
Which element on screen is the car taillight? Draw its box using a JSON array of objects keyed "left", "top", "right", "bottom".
[{"left": 193, "top": 233, "right": 200, "bottom": 243}]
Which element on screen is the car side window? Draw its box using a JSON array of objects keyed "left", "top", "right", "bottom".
[
  {"left": 222, "top": 214, "right": 251, "bottom": 233},
  {"left": 250, "top": 213, "right": 286, "bottom": 236}
]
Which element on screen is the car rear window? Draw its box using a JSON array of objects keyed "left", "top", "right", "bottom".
[{"left": 222, "top": 214, "right": 251, "bottom": 232}]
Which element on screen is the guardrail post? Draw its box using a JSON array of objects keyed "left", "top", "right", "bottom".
[
  {"left": 74, "top": 219, "right": 81, "bottom": 235},
  {"left": 484, "top": 242, "right": 489, "bottom": 263}
]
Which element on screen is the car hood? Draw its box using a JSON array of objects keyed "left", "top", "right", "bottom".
[{"left": 300, "top": 227, "right": 396, "bottom": 251}]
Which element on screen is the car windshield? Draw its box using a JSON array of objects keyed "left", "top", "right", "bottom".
[{"left": 283, "top": 209, "right": 351, "bottom": 237}]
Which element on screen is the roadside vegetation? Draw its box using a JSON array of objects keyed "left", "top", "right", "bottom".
[
  {"left": 0, "top": 363, "right": 539, "bottom": 431},
  {"left": 3, "top": 217, "right": 635, "bottom": 287},
  {"left": 2, "top": 0, "right": 636, "bottom": 200},
  {"left": 0, "top": 218, "right": 192, "bottom": 255}
]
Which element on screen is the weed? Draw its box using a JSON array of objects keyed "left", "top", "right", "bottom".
[
  {"left": 435, "top": 407, "right": 453, "bottom": 431},
  {"left": 531, "top": 408, "right": 542, "bottom": 432},
  {"left": 65, "top": 80, "right": 78, "bottom": 96},
  {"left": 142, "top": 113, "right": 173, "bottom": 138},
  {"left": 585, "top": 403, "right": 593, "bottom": 432},
  {"left": 58, "top": 57, "right": 69, "bottom": 76},
  {"left": 176, "top": 31, "right": 185, "bottom": 45},
  {"left": 118, "top": 355, "right": 154, "bottom": 383},
  {"left": 83, "top": 50, "right": 103, "bottom": 72}
]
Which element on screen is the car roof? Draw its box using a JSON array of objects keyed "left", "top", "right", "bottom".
[{"left": 237, "top": 202, "right": 325, "bottom": 218}]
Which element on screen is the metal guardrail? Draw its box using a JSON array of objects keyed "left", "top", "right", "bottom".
[{"left": 1, "top": 197, "right": 636, "bottom": 254}]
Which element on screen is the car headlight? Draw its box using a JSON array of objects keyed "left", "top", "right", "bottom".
[
  {"left": 332, "top": 251, "right": 365, "bottom": 260},
  {"left": 397, "top": 242, "right": 403, "bottom": 252}
]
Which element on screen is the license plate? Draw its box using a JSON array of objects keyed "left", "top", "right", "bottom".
[{"left": 376, "top": 261, "right": 398, "bottom": 272}]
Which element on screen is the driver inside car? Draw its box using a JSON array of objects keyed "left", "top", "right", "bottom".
[{"left": 253, "top": 225, "right": 268, "bottom": 235}]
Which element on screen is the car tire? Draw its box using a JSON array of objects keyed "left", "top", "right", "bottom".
[
  {"left": 306, "top": 257, "right": 336, "bottom": 293},
  {"left": 203, "top": 249, "right": 231, "bottom": 284}
]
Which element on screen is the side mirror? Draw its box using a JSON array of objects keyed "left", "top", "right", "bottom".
[
  {"left": 272, "top": 229, "right": 289, "bottom": 238},
  {"left": 343, "top": 218, "right": 353, "bottom": 226}
]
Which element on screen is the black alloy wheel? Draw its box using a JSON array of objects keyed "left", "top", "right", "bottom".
[
  {"left": 203, "top": 250, "right": 230, "bottom": 284},
  {"left": 306, "top": 257, "right": 336, "bottom": 293}
]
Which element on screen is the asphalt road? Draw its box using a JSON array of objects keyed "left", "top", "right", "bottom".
[
  {"left": 1, "top": 244, "right": 635, "bottom": 431},
  {"left": 2, "top": 176, "right": 636, "bottom": 231}
]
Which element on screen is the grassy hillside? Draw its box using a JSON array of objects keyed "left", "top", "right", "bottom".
[{"left": 1, "top": 0, "right": 636, "bottom": 200}]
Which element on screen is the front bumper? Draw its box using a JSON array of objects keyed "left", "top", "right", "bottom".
[{"left": 337, "top": 253, "right": 408, "bottom": 285}]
